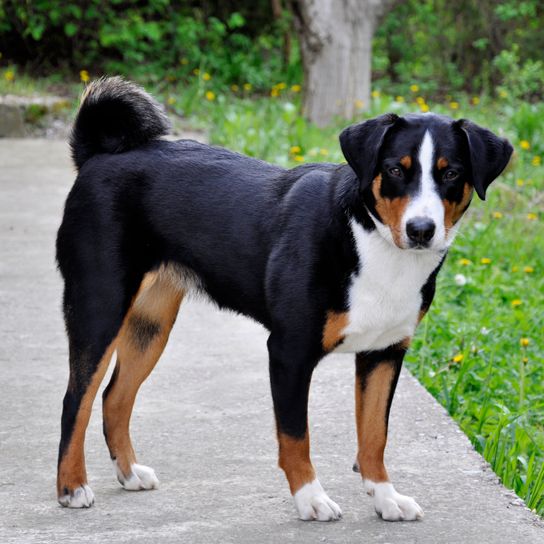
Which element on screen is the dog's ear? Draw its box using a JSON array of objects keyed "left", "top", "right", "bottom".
[
  {"left": 456, "top": 119, "right": 513, "bottom": 200},
  {"left": 339, "top": 113, "right": 399, "bottom": 189}
]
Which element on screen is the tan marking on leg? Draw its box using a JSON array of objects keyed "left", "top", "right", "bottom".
[
  {"left": 400, "top": 155, "right": 412, "bottom": 169},
  {"left": 372, "top": 175, "right": 410, "bottom": 247},
  {"left": 355, "top": 363, "right": 397, "bottom": 483},
  {"left": 443, "top": 182, "right": 473, "bottom": 230},
  {"left": 437, "top": 157, "right": 448, "bottom": 170},
  {"left": 103, "top": 269, "right": 184, "bottom": 478},
  {"left": 322, "top": 311, "right": 349, "bottom": 352},
  {"left": 57, "top": 343, "right": 116, "bottom": 495},
  {"left": 278, "top": 432, "right": 316, "bottom": 494}
]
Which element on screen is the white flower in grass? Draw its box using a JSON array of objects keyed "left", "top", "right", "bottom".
[
  {"left": 454, "top": 273, "right": 467, "bottom": 286},
  {"left": 480, "top": 327, "right": 490, "bottom": 336}
]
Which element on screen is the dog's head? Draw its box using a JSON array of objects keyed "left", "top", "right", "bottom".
[{"left": 340, "top": 113, "right": 513, "bottom": 251}]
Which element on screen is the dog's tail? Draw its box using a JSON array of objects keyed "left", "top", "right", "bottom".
[{"left": 70, "top": 76, "right": 171, "bottom": 171}]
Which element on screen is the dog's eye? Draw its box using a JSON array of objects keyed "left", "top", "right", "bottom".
[
  {"left": 443, "top": 170, "right": 459, "bottom": 181},
  {"left": 388, "top": 167, "right": 403, "bottom": 178}
]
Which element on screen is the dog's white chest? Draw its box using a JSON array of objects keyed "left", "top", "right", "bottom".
[{"left": 335, "top": 222, "right": 442, "bottom": 353}]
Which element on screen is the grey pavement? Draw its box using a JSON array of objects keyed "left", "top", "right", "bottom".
[{"left": 1, "top": 138, "right": 543, "bottom": 543}]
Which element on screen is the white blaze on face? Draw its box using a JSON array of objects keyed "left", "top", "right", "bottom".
[{"left": 401, "top": 131, "right": 446, "bottom": 250}]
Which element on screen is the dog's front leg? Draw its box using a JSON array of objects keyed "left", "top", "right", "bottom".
[
  {"left": 354, "top": 343, "right": 424, "bottom": 521},
  {"left": 268, "top": 333, "right": 342, "bottom": 521}
]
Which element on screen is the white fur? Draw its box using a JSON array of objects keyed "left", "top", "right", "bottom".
[
  {"left": 113, "top": 460, "right": 159, "bottom": 491},
  {"left": 335, "top": 221, "right": 442, "bottom": 353},
  {"left": 400, "top": 130, "right": 448, "bottom": 250},
  {"left": 58, "top": 484, "right": 95, "bottom": 508},
  {"left": 364, "top": 480, "right": 423, "bottom": 521},
  {"left": 293, "top": 479, "right": 342, "bottom": 521}
]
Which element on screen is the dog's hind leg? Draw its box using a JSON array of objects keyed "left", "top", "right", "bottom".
[
  {"left": 102, "top": 267, "right": 184, "bottom": 491},
  {"left": 57, "top": 272, "right": 130, "bottom": 508}
]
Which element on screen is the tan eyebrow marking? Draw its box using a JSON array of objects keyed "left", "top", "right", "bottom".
[
  {"left": 437, "top": 157, "right": 448, "bottom": 169},
  {"left": 400, "top": 156, "right": 412, "bottom": 169}
]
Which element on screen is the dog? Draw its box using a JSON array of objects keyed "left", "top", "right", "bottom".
[{"left": 56, "top": 77, "right": 512, "bottom": 520}]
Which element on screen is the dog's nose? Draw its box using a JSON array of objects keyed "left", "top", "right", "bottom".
[{"left": 406, "top": 217, "right": 436, "bottom": 246}]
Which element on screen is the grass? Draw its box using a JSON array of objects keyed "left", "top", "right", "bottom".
[{"left": 3, "top": 67, "right": 542, "bottom": 514}]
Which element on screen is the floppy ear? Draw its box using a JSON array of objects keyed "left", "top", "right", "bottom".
[
  {"left": 339, "top": 113, "right": 399, "bottom": 189},
  {"left": 456, "top": 119, "right": 513, "bottom": 200}
]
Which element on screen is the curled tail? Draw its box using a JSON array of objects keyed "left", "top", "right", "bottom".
[{"left": 70, "top": 76, "right": 171, "bottom": 171}]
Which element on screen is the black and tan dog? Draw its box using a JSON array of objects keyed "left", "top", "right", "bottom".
[{"left": 56, "top": 77, "right": 512, "bottom": 520}]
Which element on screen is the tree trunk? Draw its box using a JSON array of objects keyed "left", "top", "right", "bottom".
[{"left": 293, "top": 0, "right": 392, "bottom": 127}]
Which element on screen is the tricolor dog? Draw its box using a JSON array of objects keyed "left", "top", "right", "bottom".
[{"left": 56, "top": 78, "right": 512, "bottom": 520}]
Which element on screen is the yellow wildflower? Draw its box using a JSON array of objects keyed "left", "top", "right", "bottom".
[
  {"left": 243, "top": 83, "right": 252, "bottom": 91},
  {"left": 294, "top": 155, "right": 305, "bottom": 162},
  {"left": 410, "top": 84, "right": 419, "bottom": 92},
  {"left": 452, "top": 353, "right": 464, "bottom": 363},
  {"left": 516, "top": 178, "right": 524, "bottom": 187},
  {"left": 416, "top": 96, "right": 425, "bottom": 105},
  {"left": 231, "top": 84, "right": 239, "bottom": 92},
  {"left": 291, "top": 84, "right": 301, "bottom": 92},
  {"left": 193, "top": 68, "right": 200, "bottom": 76},
  {"left": 531, "top": 156, "right": 541, "bottom": 166},
  {"left": 527, "top": 212, "right": 537, "bottom": 220},
  {"left": 499, "top": 89, "right": 508, "bottom": 98},
  {"left": 167, "top": 96, "right": 176, "bottom": 105},
  {"left": 480, "top": 257, "right": 491, "bottom": 264},
  {"left": 449, "top": 101, "right": 459, "bottom": 110},
  {"left": 4, "top": 70, "right": 15, "bottom": 81},
  {"left": 523, "top": 266, "right": 534, "bottom": 273},
  {"left": 277, "top": 82, "right": 287, "bottom": 90},
  {"left": 319, "top": 148, "right": 329, "bottom": 156},
  {"left": 371, "top": 90, "right": 381, "bottom": 98},
  {"left": 202, "top": 72, "right": 211, "bottom": 81},
  {"left": 511, "top": 299, "right": 522, "bottom": 307},
  {"left": 290, "top": 146, "right": 301, "bottom": 155},
  {"left": 471, "top": 96, "right": 480, "bottom": 105},
  {"left": 512, "top": 266, "right": 519, "bottom": 272},
  {"left": 205, "top": 91, "right": 215, "bottom": 101},
  {"left": 459, "top": 258, "right": 472, "bottom": 266},
  {"left": 492, "top": 211, "right": 503, "bottom": 219},
  {"left": 79, "top": 70, "right": 89, "bottom": 83},
  {"left": 395, "top": 96, "right": 405, "bottom": 103},
  {"left": 520, "top": 338, "right": 530, "bottom": 347},
  {"left": 354, "top": 99, "right": 365, "bottom": 109},
  {"left": 420, "top": 103, "right": 430, "bottom": 113},
  {"left": 519, "top": 140, "right": 530, "bottom": 150},
  {"left": 271, "top": 88, "right": 279, "bottom": 97}
]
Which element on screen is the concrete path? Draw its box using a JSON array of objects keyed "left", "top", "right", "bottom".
[{"left": 0, "top": 139, "right": 542, "bottom": 543}]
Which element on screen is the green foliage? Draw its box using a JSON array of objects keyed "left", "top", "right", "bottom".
[{"left": 0, "top": 0, "right": 299, "bottom": 91}]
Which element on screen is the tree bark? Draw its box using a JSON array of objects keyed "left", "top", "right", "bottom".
[{"left": 292, "top": 0, "right": 392, "bottom": 127}]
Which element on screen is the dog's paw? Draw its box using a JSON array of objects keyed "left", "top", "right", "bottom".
[
  {"left": 114, "top": 461, "right": 159, "bottom": 491},
  {"left": 366, "top": 481, "right": 423, "bottom": 521},
  {"left": 58, "top": 484, "right": 95, "bottom": 508},
  {"left": 293, "top": 479, "right": 342, "bottom": 521}
]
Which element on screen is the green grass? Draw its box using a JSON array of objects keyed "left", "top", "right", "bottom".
[{"left": 3, "top": 68, "right": 542, "bottom": 513}]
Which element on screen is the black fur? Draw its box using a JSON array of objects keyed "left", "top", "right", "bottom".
[{"left": 56, "top": 78, "right": 513, "bottom": 506}]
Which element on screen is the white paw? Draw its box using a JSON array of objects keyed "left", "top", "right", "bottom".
[
  {"left": 365, "top": 481, "right": 423, "bottom": 521},
  {"left": 113, "top": 460, "right": 159, "bottom": 491},
  {"left": 293, "top": 479, "right": 342, "bottom": 521},
  {"left": 58, "top": 484, "right": 95, "bottom": 508}
]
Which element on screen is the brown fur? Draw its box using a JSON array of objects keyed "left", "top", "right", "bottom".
[
  {"left": 355, "top": 363, "right": 397, "bottom": 483},
  {"left": 57, "top": 343, "right": 116, "bottom": 495},
  {"left": 372, "top": 175, "right": 410, "bottom": 247},
  {"left": 437, "top": 157, "right": 449, "bottom": 170},
  {"left": 400, "top": 155, "right": 412, "bottom": 169},
  {"left": 278, "top": 432, "right": 316, "bottom": 494},
  {"left": 322, "top": 311, "right": 349, "bottom": 352},
  {"left": 103, "top": 268, "right": 184, "bottom": 478},
  {"left": 444, "top": 182, "right": 473, "bottom": 230}
]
